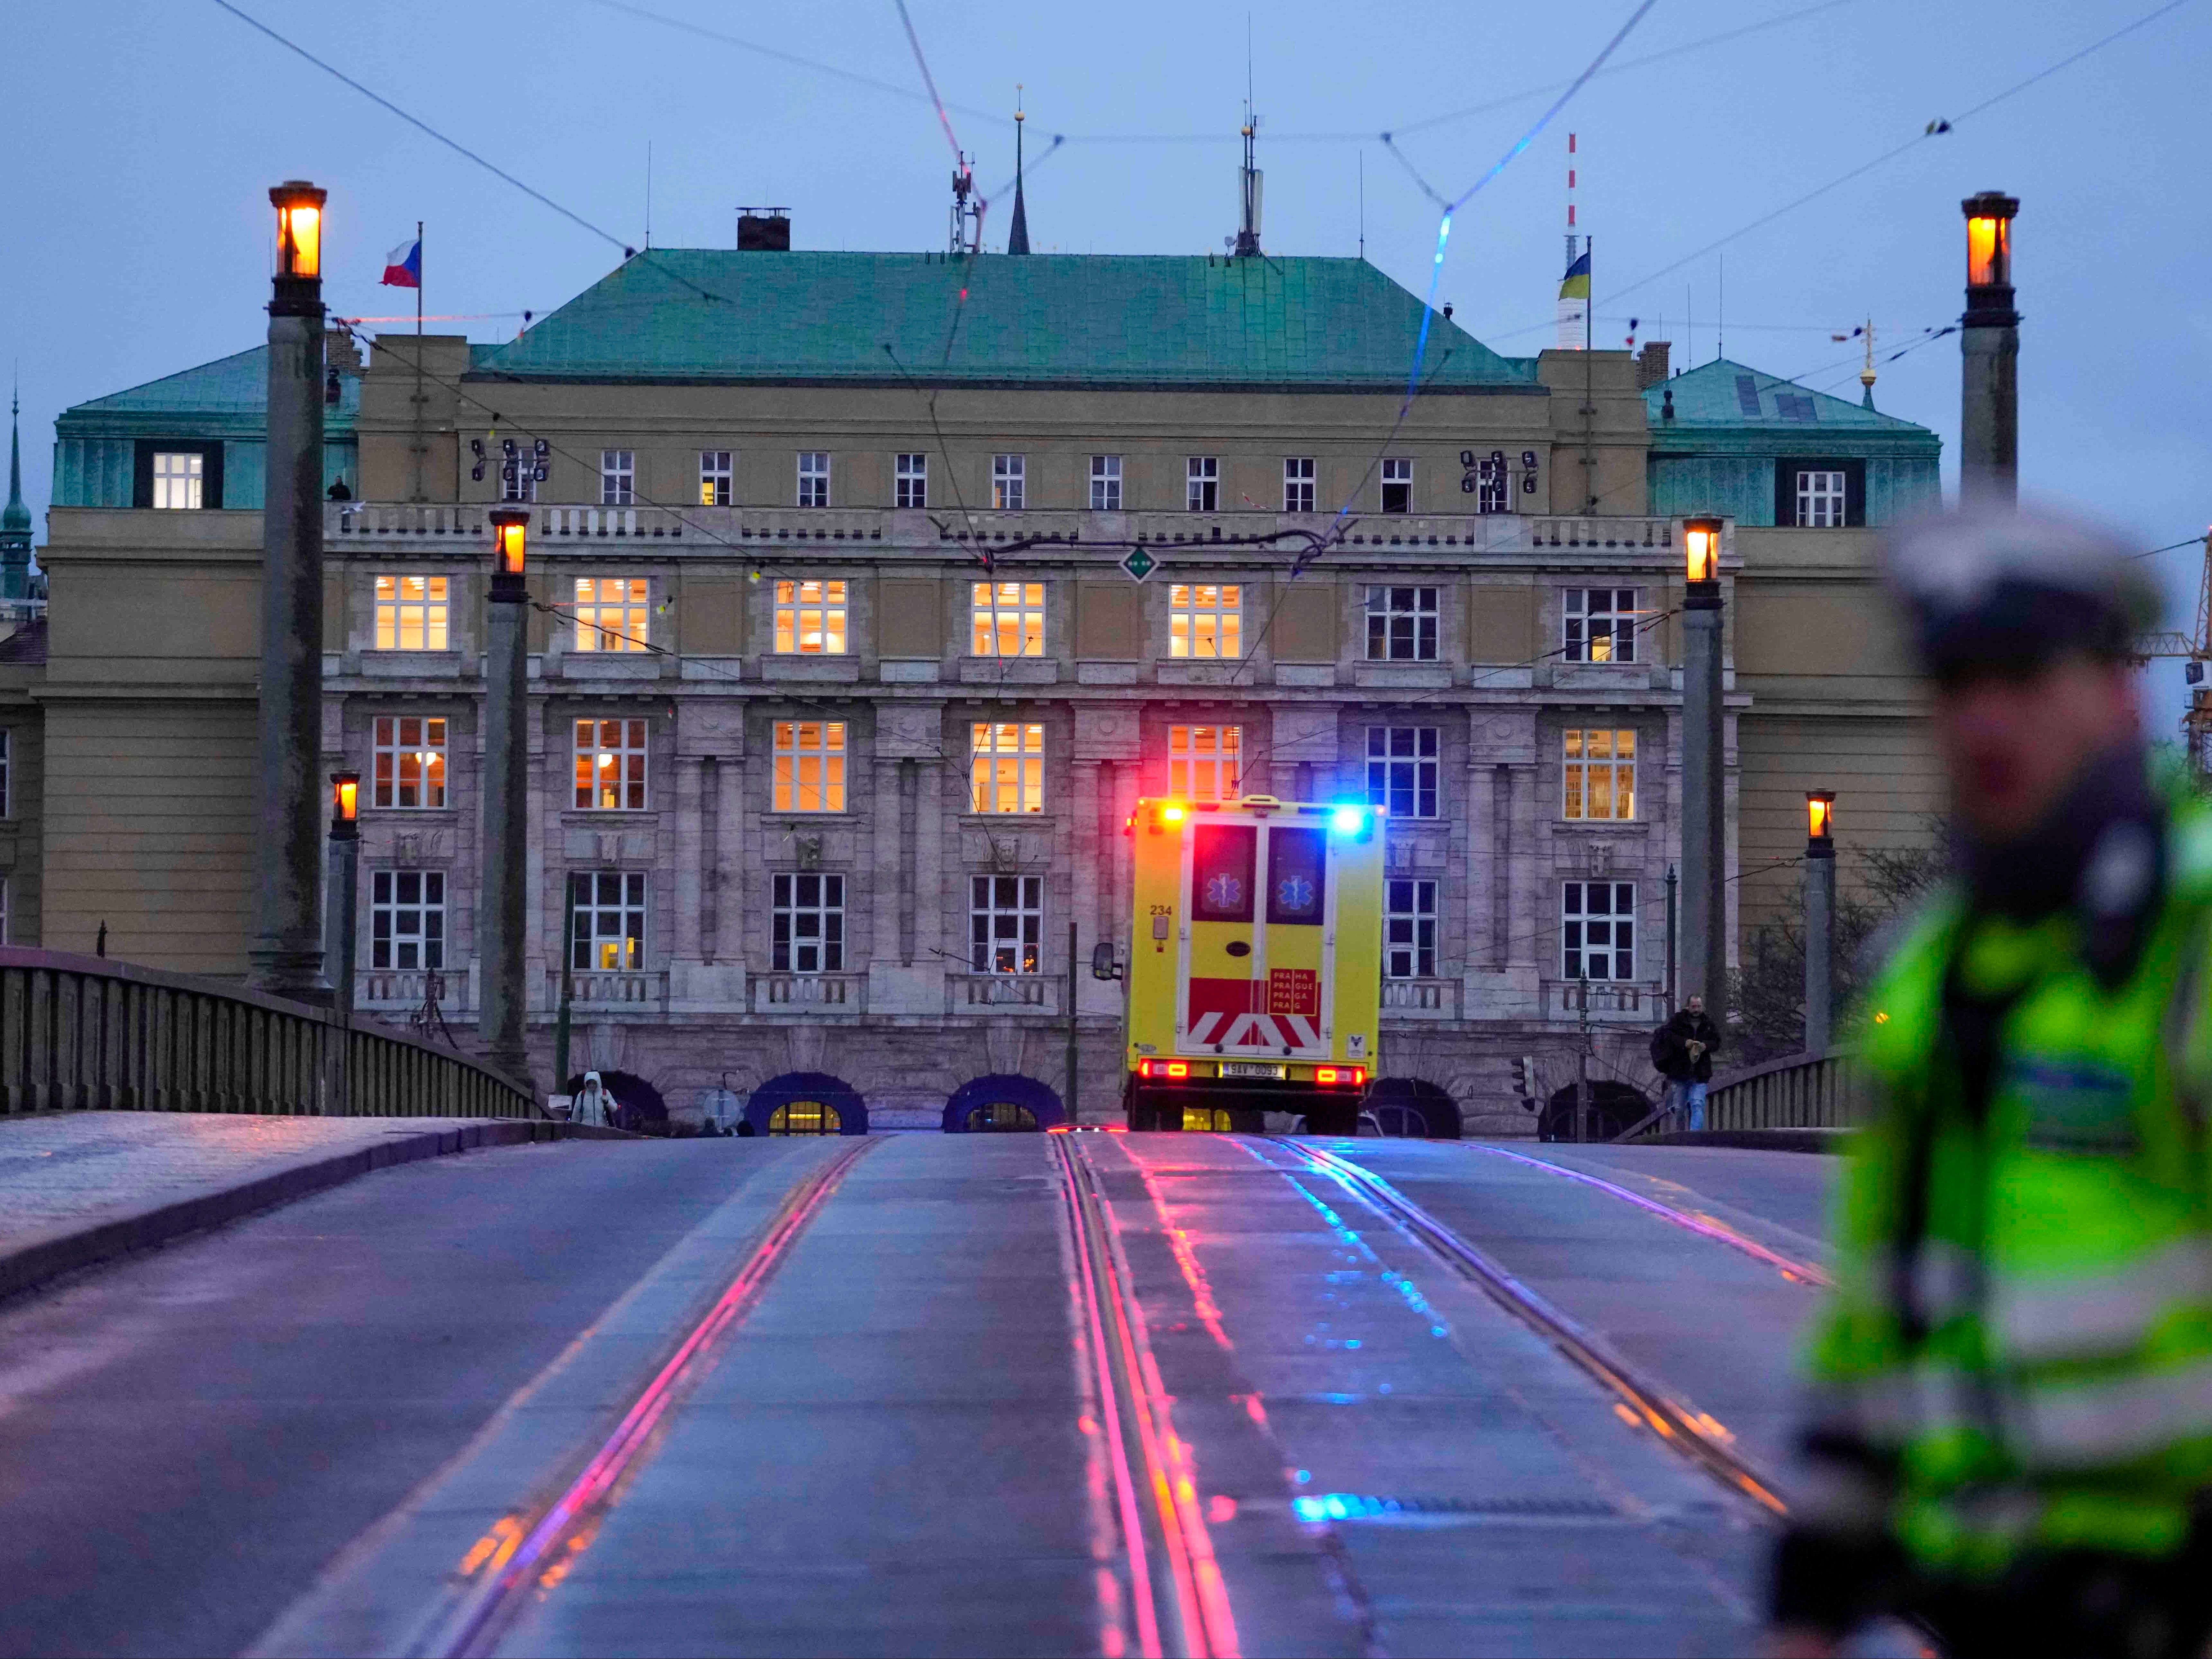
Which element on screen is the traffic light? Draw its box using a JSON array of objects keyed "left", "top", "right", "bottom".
[{"left": 1510, "top": 1054, "right": 1537, "bottom": 1107}]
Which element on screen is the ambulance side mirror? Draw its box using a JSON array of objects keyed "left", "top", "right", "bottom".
[{"left": 1091, "top": 941, "right": 1123, "bottom": 982}]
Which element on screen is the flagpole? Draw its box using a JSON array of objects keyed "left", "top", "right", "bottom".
[{"left": 415, "top": 221, "right": 423, "bottom": 337}]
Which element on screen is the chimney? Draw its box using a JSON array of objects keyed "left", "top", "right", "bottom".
[
  {"left": 1636, "top": 340, "right": 1671, "bottom": 390},
  {"left": 737, "top": 209, "right": 791, "bottom": 251}
]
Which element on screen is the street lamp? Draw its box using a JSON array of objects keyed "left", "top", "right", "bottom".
[
  {"left": 248, "top": 180, "right": 331, "bottom": 1002},
  {"left": 1960, "top": 191, "right": 2020, "bottom": 506},
  {"left": 271, "top": 181, "right": 326, "bottom": 283},
  {"left": 1680, "top": 515, "right": 1727, "bottom": 1025},
  {"left": 1804, "top": 790, "right": 1836, "bottom": 1057},
  {"left": 1684, "top": 515, "right": 1723, "bottom": 588},
  {"left": 324, "top": 769, "right": 361, "bottom": 1114},
  {"left": 479, "top": 507, "right": 534, "bottom": 1088},
  {"left": 1806, "top": 790, "right": 1835, "bottom": 849}
]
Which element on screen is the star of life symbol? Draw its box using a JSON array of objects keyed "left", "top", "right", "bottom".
[
  {"left": 1204, "top": 873, "right": 1244, "bottom": 910},
  {"left": 1277, "top": 875, "right": 1315, "bottom": 911}
]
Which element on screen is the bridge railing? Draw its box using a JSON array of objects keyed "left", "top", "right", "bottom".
[
  {"left": 1702, "top": 1048, "right": 1870, "bottom": 1133},
  {"left": 0, "top": 948, "right": 536, "bottom": 1120}
]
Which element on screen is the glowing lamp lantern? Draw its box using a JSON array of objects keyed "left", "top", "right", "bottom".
[
  {"left": 329, "top": 770, "right": 360, "bottom": 839},
  {"left": 1963, "top": 192, "right": 2017, "bottom": 294},
  {"left": 270, "top": 181, "right": 326, "bottom": 282},
  {"left": 1806, "top": 790, "right": 1835, "bottom": 846},
  {"left": 1684, "top": 516, "right": 1723, "bottom": 587},
  {"left": 488, "top": 506, "right": 530, "bottom": 599}
]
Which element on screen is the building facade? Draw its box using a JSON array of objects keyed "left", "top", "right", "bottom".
[{"left": 35, "top": 246, "right": 1943, "bottom": 1131}]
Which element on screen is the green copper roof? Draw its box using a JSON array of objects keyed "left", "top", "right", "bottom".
[
  {"left": 469, "top": 251, "right": 1538, "bottom": 390},
  {"left": 59, "top": 346, "right": 360, "bottom": 436},
  {"left": 1645, "top": 357, "right": 1937, "bottom": 455}
]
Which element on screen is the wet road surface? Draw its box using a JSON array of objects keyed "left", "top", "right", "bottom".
[{"left": 0, "top": 1131, "right": 1835, "bottom": 1657}]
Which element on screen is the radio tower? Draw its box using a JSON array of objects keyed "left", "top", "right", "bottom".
[
  {"left": 949, "top": 154, "right": 981, "bottom": 255},
  {"left": 1556, "top": 133, "right": 1588, "bottom": 350}
]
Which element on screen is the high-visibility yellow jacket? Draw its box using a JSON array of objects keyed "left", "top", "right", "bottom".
[{"left": 1801, "top": 790, "right": 2212, "bottom": 1581}]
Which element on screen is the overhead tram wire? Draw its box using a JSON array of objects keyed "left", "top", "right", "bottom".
[{"left": 1586, "top": 0, "right": 2194, "bottom": 310}]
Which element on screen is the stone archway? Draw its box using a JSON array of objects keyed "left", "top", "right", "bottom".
[
  {"left": 744, "top": 1071, "right": 868, "bottom": 1136},
  {"left": 942, "top": 1074, "right": 1065, "bottom": 1133},
  {"left": 1365, "top": 1077, "right": 1463, "bottom": 1139}
]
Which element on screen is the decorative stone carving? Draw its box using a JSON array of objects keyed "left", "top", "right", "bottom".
[
  {"left": 795, "top": 834, "right": 823, "bottom": 871},
  {"left": 878, "top": 702, "right": 947, "bottom": 760},
  {"left": 1074, "top": 705, "right": 1142, "bottom": 761}
]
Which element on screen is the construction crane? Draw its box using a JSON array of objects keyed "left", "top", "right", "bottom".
[{"left": 2131, "top": 529, "right": 2212, "bottom": 777}]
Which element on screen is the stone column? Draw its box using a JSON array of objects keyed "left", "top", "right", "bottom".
[{"left": 249, "top": 183, "right": 330, "bottom": 1000}]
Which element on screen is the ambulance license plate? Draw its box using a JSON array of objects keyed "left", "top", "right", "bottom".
[{"left": 1220, "top": 1062, "right": 1286, "bottom": 1080}]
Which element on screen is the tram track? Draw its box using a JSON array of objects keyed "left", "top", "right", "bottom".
[
  {"left": 1264, "top": 1138, "right": 1789, "bottom": 1520},
  {"left": 1467, "top": 1143, "right": 1834, "bottom": 1287},
  {"left": 421, "top": 1135, "right": 880, "bottom": 1659},
  {"left": 1053, "top": 1131, "right": 1243, "bottom": 1659}
]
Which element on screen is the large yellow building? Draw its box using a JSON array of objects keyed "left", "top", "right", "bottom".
[{"left": 25, "top": 236, "right": 1941, "bottom": 1132}]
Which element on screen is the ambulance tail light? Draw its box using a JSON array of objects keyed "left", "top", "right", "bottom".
[
  {"left": 1314, "top": 1066, "right": 1366, "bottom": 1088},
  {"left": 1138, "top": 1059, "right": 1192, "bottom": 1079}
]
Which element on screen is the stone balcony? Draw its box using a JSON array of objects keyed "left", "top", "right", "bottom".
[
  {"left": 752, "top": 972, "right": 866, "bottom": 1016},
  {"left": 327, "top": 502, "right": 1717, "bottom": 565},
  {"left": 1538, "top": 978, "right": 1664, "bottom": 1025}
]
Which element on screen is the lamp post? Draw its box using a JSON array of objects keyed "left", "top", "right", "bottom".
[
  {"left": 324, "top": 771, "right": 360, "bottom": 1113},
  {"left": 1960, "top": 192, "right": 2020, "bottom": 507},
  {"left": 1679, "top": 517, "right": 1728, "bottom": 1023},
  {"left": 249, "top": 181, "right": 331, "bottom": 1001},
  {"left": 1804, "top": 791, "right": 1836, "bottom": 1056},
  {"left": 479, "top": 507, "right": 534, "bottom": 1087}
]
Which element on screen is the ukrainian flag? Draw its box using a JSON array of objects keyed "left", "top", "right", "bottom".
[
  {"left": 1558, "top": 250, "right": 1591, "bottom": 300},
  {"left": 1556, "top": 250, "right": 1591, "bottom": 349}
]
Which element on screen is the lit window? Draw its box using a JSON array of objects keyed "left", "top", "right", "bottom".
[
  {"left": 574, "top": 577, "right": 649, "bottom": 652},
  {"left": 1797, "top": 469, "right": 1846, "bottom": 528},
  {"left": 1168, "top": 725, "right": 1241, "bottom": 802},
  {"left": 993, "top": 454, "right": 1025, "bottom": 511},
  {"left": 151, "top": 451, "right": 203, "bottom": 511},
  {"left": 971, "top": 722, "right": 1045, "bottom": 814},
  {"left": 1564, "top": 588, "right": 1639, "bottom": 664},
  {"left": 772, "top": 721, "right": 846, "bottom": 813},
  {"left": 570, "top": 871, "right": 646, "bottom": 971},
  {"left": 374, "top": 576, "right": 450, "bottom": 651},
  {"left": 895, "top": 452, "right": 928, "bottom": 509},
  {"left": 373, "top": 716, "right": 447, "bottom": 810},
  {"left": 1187, "top": 456, "right": 1219, "bottom": 512},
  {"left": 971, "top": 875, "right": 1043, "bottom": 974},
  {"left": 1381, "top": 457, "right": 1412, "bottom": 514},
  {"left": 371, "top": 869, "right": 445, "bottom": 970},
  {"left": 1385, "top": 878, "right": 1437, "bottom": 978},
  {"left": 1563, "top": 881, "right": 1636, "bottom": 981},
  {"left": 1283, "top": 456, "right": 1316, "bottom": 513},
  {"left": 971, "top": 581, "right": 1046, "bottom": 656},
  {"left": 1365, "top": 586, "right": 1438, "bottom": 661},
  {"left": 700, "top": 450, "right": 733, "bottom": 507},
  {"left": 773, "top": 873, "right": 845, "bottom": 972},
  {"left": 1563, "top": 729, "right": 1636, "bottom": 821},
  {"left": 574, "top": 718, "right": 648, "bottom": 811},
  {"left": 797, "top": 451, "right": 830, "bottom": 508},
  {"left": 773, "top": 580, "right": 847, "bottom": 654},
  {"left": 1169, "top": 584, "right": 1241, "bottom": 659},
  {"left": 1367, "top": 727, "right": 1439, "bottom": 820},
  {"left": 1090, "top": 455, "right": 1122, "bottom": 511},
  {"left": 599, "top": 449, "right": 634, "bottom": 506}
]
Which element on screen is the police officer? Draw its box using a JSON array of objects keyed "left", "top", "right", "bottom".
[{"left": 1771, "top": 509, "right": 2212, "bottom": 1658}]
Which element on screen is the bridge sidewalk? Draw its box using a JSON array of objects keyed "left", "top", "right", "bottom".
[{"left": 0, "top": 1112, "right": 600, "bottom": 1304}]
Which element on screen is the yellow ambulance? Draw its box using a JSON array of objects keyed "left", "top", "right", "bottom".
[{"left": 1115, "top": 794, "right": 1385, "bottom": 1133}]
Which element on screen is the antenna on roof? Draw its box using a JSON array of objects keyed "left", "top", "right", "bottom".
[
  {"left": 950, "top": 151, "right": 981, "bottom": 255},
  {"left": 1555, "top": 133, "right": 1587, "bottom": 351},
  {"left": 644, "top": 141, "right": 652, "bottom": 250},
  {"left": 1234, "top": 104, "right": 1263, "bottom": 257}
]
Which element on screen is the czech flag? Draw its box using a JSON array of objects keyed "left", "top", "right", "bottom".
[{"left": 380, "top": 236, "right": 421, "bottom": 288}]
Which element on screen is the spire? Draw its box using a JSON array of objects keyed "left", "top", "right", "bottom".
[
  {"left": 1007, "top": 88, "right": 1031, "bottom": 256},
  {"left": 1859, "top": 317, "right": 1878, "bottom": 409},
  {"left": 1, "top": 386, "right": 28, "bottom": 542}
]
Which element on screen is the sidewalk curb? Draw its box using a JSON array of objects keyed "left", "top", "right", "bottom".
[
  {"left": 1634, "top": 1127, "right": 1851, "bottom": 1154},
  {"left": 0, "top": 1118, "right": 633, "bottom": 1305}
]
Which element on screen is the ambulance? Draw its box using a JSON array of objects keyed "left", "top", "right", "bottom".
[{"left": 1114, "top": 794, "right": 1384, "bottom": 1133}]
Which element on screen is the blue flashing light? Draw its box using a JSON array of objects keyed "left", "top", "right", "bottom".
[{"left": 1330, "top": 805, "right": 1366, "bottom": 834}]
